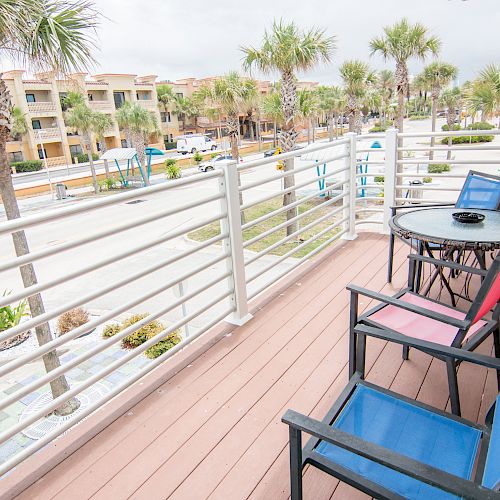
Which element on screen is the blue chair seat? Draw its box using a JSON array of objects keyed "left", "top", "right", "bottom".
[
  {"left": 482, "top": 394, "right": 500, "bottom": 490},
  {"left": 315, "top": 385, "right": 482, "bottom": 499}
]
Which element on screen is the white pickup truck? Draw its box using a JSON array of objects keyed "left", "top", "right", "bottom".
[{"left": 176, "top": 134, "right": 217, "bottom": 155}]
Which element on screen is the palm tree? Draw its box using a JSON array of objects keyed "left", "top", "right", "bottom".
[
  {"left": 242, "top": 20, "right": 335, "bottom": 236},
  {"left": 377, "top": 70, "right": 394, "bottom": 126},
  {"left": 466, "top": 64, "right": 500, "bottom": 126},
  {"left": 62, "top": 90, "right": 85, "bottom": 110},
  {"left": 0, "top": 0, "right": 99, "bottom": 416},
  {"left": 174, "top": 96, "right": 200, "bottom": 132},
  {"left": 340, "top": 60, "right": 376, "bottom": 133},
  {"left": 412, "top": 72, "right": 431, "bottom": 115},
  {"left": 241, "top": 80, "right": 259, "bottom": 142},
  {"left": 420, "top": 62, "right": 458, "bottom": 159},
  {"left": 11, "top": 107, "right": 28, "bottom": 140},
  {"left": 261, "top": 90, "right": 284, "bottom": 147},
  {"left": 115, "top": 102, "right": 159, "bottom": 186},
  {"left": 315, "top": 85, "right": 345, "bottom": 140},
  {"left": 370, "top": 18, "right": 440, "bottom": 133},
  {"left": 92, "top": 112, "right": 114, "bottom": 177},
  {"left": 439, "top": 87, "right": 462, "bottom": 159},
  {"left": 297, "top": 89, "right": 318, "bottom": 144},
  {"left": 65, "top": 104, "right": 100, "bottom": 193},
  {"left": 157, "top": 84, "right": 176, "bottom": 139}
]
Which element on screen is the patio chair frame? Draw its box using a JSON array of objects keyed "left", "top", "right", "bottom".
[
  {"left": 349, "top": 254, "right": 500, "bottom": 416},
  {"left": 282, "top": 328, "right": 500, "bottom": 500},
  {"left": 387, "top": 169, "right": 500, "bottom": 283}
]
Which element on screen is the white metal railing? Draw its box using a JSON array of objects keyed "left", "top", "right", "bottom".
[
  {"left": 0, "top": 126, "right": 498, "bottom": 477},
  {"left": 35, "top": 127, "right": 61, "bottom": 141}
]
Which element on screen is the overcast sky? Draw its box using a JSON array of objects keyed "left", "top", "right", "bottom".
[{"left": 9, "top": 0, "right": 500, "bottom": 84}]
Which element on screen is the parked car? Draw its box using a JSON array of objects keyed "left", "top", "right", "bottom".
[
  {"left": 198, "top": 154, "right": 242, "bottom": 172},
  {"left": 264, "top": 145, "right": 303, "bottom": 158},
  {"left": 176, "top": 134, "right": 217, "bottom": 155}
]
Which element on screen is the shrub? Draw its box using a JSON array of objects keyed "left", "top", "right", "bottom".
[
  {"left": 374, "top": 175, "right": 385, "bottom": 183},
  {"left": 428, "top": 164, "right": 451, "bottom": 174},
  {"left": 423, "top": 177, "right": 432, "bottom": 183},
  {"left": 102, "top": 323, "right": 120, "bottom": 338},
  {"left": 57, "top": 308, "right": 89, "bottom": 335},
  {"left": 164, "top": 141, "right": 177, "bottom": 150},
  {"left": 75, "top": 152, "right": 99, "bottom": 163},
  {"left": 193, "top": 152, "right": 203, "bottom": 164},
  {"left": 145, "top": 332, "right": 181, "bottom": 359},
  {"left": 11, "top": 160, "right": 43, "bottom": 173},
  {"left": 467, "top": 122, "right": 494, "bottom": 130},
  {"left": 0, "top": 294, "right": 29, "bottom": 350},
  {"left": 369, "top": 125, "right": 388, "bottom": 133},
  {"left": 165, "top": 164, "right": 181, "bottom": 179},
  {"left": 409, "top": 114, "right": 430, "bottom": 121},
  {"left": 165, "top": 158, "right": 177, "bottom": 167},
  {"left": 98, "top": 176, "right": 120, "bottom": 191},
  {"left": 441, "top": 124, "right": 461, "bottom": 131},
  {"left": 441, "top": 135, "right": 493, "bottom": 144},
  {"left": 210, "top": 152, "right": 218, "bottom": 159}
]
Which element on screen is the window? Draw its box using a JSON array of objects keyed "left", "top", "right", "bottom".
[
  {"left": 8, "top": 151, "right": 23, "bottom": 164},
  {"left": 87, "top": 93, "right": 93, "bottom": 101},
  {"left": 32, "top": 120, "right": 41, "bottom": 130},
  {"left": 37, "top": 147, "right": 47, "bottom": 159},
  {"left": 160, "top": 112, "right": 171, "bottom": 123},
  {"left": 176, "top": 93, "right": 183, "bottom": 99},
  {"left": 96, "top": 141, "right": 101, "bottom": 152},
  {"left": 70, "top": 144, "right": 83, "bottom": 157},
  {"left": 25, "top": 93, "right": 36, "bottom": 103},
  {"left": 121, "top": 139, "right": 128, "bottom": 148},
  {"left": 113, "top": 92, "right": 126, "bottom": 109}
]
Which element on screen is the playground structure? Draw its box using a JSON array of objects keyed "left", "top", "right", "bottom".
[{"left": 358, "top": 140, "right": 382, "bottom": 197}]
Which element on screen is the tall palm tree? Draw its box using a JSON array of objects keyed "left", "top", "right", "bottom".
[
  {"left": 62, "top": 90, "right": 85, "bottom": 109},
  {"left": 466, "top": 64, "right": 500, "bottom": 126},
  {"left": 340, "top": 60, "right": 376, "bottom": 133},
  {"left": 297, "top": 89, "right": 318, "bottom": 144},
  {"left": 0, "top": 0, "right": 99, "bottom": 416},
  {"left": 412, "top": 72, "right": 431, "bottom": 115},
  {"left": 420, "top": 62, "right": 458, "bottom": 159},
  {"left": 242, "top": 20, "right": 335, "bottom": 236},
  {"left": 377, "top": 70, "right": 394, "bottom": 126},
  {"left": 174, "top": 96, "right": 200, "bottom": 132},
  {"left": 370, "top": 18, "right": 440, "bottom": 133},
  {"left": 156, "top": 84, "right": 176, "bottom": 139},
  {"left": 65, "top": 103, "right": 100, "bottom": 193},
  {"left": 241, "top": 80, "right": 259, "bottom": 142},
  {"left": 315, "top": 85, "right": 345, "bottom": 140},
  {"left": 11, "top": 107, "right": 28, "bottom": 140},
  {"left": 92, "top": 112, "right": 114, "bottom": 177},
  {"left": 439, "top": 87, "right": 462, "bottom": 159},
  {"left": 115, "top": 102, "right": 159, "bottom": 185}
]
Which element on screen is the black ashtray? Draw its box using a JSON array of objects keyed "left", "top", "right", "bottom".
[{"left": 452, "top": 212, "right": 485, "bottom": 224}]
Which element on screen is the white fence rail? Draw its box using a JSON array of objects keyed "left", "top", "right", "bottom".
[{"left": 0, "top": 127, "right": 498, "bottom": 475}]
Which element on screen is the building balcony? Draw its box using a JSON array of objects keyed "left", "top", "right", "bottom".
[
  {"left": 33, "top": 127, "right": 61, "bottom": 142},
  {"left": 27, "top": 101, "right": 57, "bottom": 116},
  {"left": 137, "top": 99, "right": 157, "bottom": 111},
  {"left": 0, "top": 128, "right": 498, "bottom": 498},
  {"left": 88, "top": 100, "right": 114, "bottom": 112}
]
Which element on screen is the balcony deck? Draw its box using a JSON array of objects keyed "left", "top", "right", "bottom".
[{"left": 12, "top": 232, "right": 496, "bottom": 500}]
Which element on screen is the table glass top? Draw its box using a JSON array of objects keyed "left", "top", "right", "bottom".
[{"left": 391, "top": 207, "right": 500, "bottom": 244}]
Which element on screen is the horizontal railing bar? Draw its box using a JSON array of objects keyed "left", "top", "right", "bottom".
[
  {"left": 241, "top": 181, "right": 345, "bottom": 231},
  {"left": 394, "top": 198, "right": 457, "bottom": 204},
  {"left": 396, "top": 185, "right": 461, "bottom": 191},
  {"left": 0, "top": 218, "right": 228, "bottom": 308},
  {"left": 397, "top": 144, "right": 500, "bottom": 152},
  {"left": 0, "top": 171, "right": 222, "bottom": 236},
  {"left": 355, "top": 219, "right": 383, "bottom": 225},
  {"left": 241, "top": 167, "right": 349, "bottom": 211},
  {"left": 399, "top": 129, "right": 500, "bottom": 138},
  {"left": 0, "top": 192, "right": 224, "bottom": 272},
  {"left": 395, "top": 173, "right": 466, "bottom": 179},
  {"left": 246, "top": 217, "right": 348, "bottom": 284},
  {"left": 237, "top": 138, "right": 350, "bottom": 172},
  {"left": 245, "top": 205, "right": 345, "bottom": 265},
  {"left": 355, "top": 160, "right": 385, "bottom": 165},
  {"left": 356, "top": 184, "right": 382, "bottom": 190},
  {"left": 239, "top": 152, "right": 348, "bottom": 193},
  {"left": 0, "top": 291, "right": 233, "bottom": 448},
  {"left": 356, "top": 149, "right": 386, "bottom": 153},
  {"left": 0, "top": 250, "right": 230, "bottom": 359},
  {"left": 243, "top": 193, "right": 346, "bottom": 249},
  {"left": 355, "top": 196, "right": 382, "bottom": 202},
  {"left": 0, "top": 271, "right": 231, "bottom": 413},
  {"left": 355, "top": 173, "right": 385, "bottom": 178},
  {"left": 356, "top": 208, "right": 384, "bottom": 214},
  {"left": 397, "top": 159, "right": 498, "bottom": 165},
  {"left": 247, "top": 228, "right": 348, "bottom": 300},
  {"left": 357, "top": 133, "right": 385, "bottom": 139},
  {"left": 0, "top": 303, "right": 234, "bottom": 477}
]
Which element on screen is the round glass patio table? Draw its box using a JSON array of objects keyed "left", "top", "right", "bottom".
[{"left": 390, "top": 207, "right": 500, "bottom": 251}]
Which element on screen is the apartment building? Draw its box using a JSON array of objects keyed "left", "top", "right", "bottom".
[{"left": 5, "top": 71, "right": 163, "bottom": 167}]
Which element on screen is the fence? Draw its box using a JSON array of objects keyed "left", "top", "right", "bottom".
[{"left": 0, "top": 127, "right": 498, "bottom": 476}]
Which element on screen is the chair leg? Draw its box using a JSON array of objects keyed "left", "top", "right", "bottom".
[
  {"left": 356, "top": 332, "right": 367, "bottom": 379},
  {"left": 494, "top": 327, "right": 500, "bottom": 390},
  {"left": 349, "top": 292, "right": 358, "bottom": 378},
  {"left": 402, "top": 345, "right": 410, "bottom": 360},
  {"left": 446, "top": 359, "right": 461, "bottom": 416},
  {"left": 288, "top": 427, "right": 303, "bottom": 500},
  {"left": 387, "top": 231, "right": 395, "bottom": 283}
]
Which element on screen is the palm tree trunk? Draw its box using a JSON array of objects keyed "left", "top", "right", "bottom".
[
  {"left": 429, "top": 93, "right": 438, "bottom": 161},
  {"left": 446, "top": 110, "right": 455, "bottom": 161},
  {"left": 0, "top": 110, "right": 78, "bottom": 416},
  {"left": 327, "top": 112, "right": 334, "bottom": 141},
  {"left": 307, "top": 121, "right": 311, "bottom": 144},
  {"left": 279, "top": 70, "right": 298, "bottom": 237},
  {"left": 273, "top": 121, "right": 277, "bottom": 147},
  {"left": 83, "top": 134, "right": 99, "bottom": 194},
  {"left": 132, "top": 132, "right": 150, "bottom": 186},
  {"left": 99, "top": 135, "right": 110, "bottom": 178},
  {"left": 256, "top": 112, "right": 262, "bottom": 151},
  {"left": 248, "top": 114, "right": 255, "bottom": 141},
  {"left": 312, "top": 118, "right": 316, "bottom": 142}
]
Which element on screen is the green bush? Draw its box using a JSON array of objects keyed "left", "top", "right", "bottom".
[
  {"left": 441, "top": 124, "right": 461, "bottom": 131},
  {"left": 164, "top": 141, "right": 177, "bottom": 150},
  {"left": 428, "top": 164, "right": 451, "bottom": 174},
  {"left": 75, "top": 152, "right": 99, "bottom": 163},
  {"left": 98, "top": 176, "right": 120, "bottom": 191},
  {"left": 11, "top": 160, "right": 43, "bottom": 173},
  {"left": 145, "top": 332, "right": 181, "bottom": 359},
  {"left": 102, "top": 323, "right": 120, "bottom": 338},
  {"left": 423, "top": 177, "right": 432, "bottom": 183},
  {"left": 165, "top": 158, "right": 177, "bottom": 168},
  {"left": 193, "top": 152, "right": 203, "bottom": 164},
  {"left": 210, "top": 152, "right": 218, "bottom": 159},
  {"left": 441, "top": 135, "right": 494, "bottom": 144},
  {"left": 374, "top": 175, "right": 385, "bottom": 183},
  {"left": 409, "top": 114, "right": 430, "bottom": 121},
  {"left": 369, "top": 125, "right": 388, "bottom": 133},
  {"left": 467, "top": 122, "right": 494, "bottom": 130},
  {"left": 165, "top": 164, "right": 181, "bottom": 179}
]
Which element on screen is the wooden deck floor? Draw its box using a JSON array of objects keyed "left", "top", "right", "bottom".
[{"left": 15, "top": 232, "right": 497, "bottom": 500}]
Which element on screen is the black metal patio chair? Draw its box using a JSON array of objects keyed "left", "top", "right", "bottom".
[
  {"left": 348, "top": 254, "right": 500, "bottom": 416},
  {"left": 282, "top": 326, "right": 500, "bottom": 500}
]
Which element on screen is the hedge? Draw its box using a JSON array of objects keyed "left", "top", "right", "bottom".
[
  {"left": 74, "top": 152, "right": 99, "bottom": 163},
  {"left": 428, "top": 164, "right": 451, "bottom": 174},
  {"left": 441, "top": 135, "right": 494, "bottom": 144},
  {"left": 11, "top": 160, "right": 43, "bottom": 172},
  {"left": 467, "top": 122, "right": 494, "bottom": 130}
]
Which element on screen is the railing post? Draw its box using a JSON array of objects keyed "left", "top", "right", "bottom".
[
  {"left": 383, "top": 127, "right": 398, "bottom": 235},
  {"left": 218, "top": 161, "right": 253, "bottom": 326},
  {"left": 342, "top": 132, "right": 357, "bottom": 241}
]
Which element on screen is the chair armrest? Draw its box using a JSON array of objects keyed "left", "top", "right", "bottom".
[
  {"left": 346, "top": 284, "right": 470, "bottom": 330},
  {"left": 282, "top": 409, "right": 499, "bottom": 499},
  {"left": 407, "top": 254, "right": 488, "bottom": 277},
  {"left": 354, "top": 324, "right": 500, "bottom": 371}
]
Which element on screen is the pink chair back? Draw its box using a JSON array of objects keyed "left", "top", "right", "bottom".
[{"left": 470, "top": 258, "right": 500, "bottom": 325}]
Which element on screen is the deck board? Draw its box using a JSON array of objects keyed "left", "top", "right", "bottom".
[{"left": 15, "top": 233, "right": 497, "bottom": 500}]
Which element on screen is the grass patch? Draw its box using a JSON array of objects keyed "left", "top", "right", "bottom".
[{"left": 188, "top": 197, "right": 343, "bottom": 258}]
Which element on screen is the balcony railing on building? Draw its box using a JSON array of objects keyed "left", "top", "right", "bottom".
[
  {"left": 27, "top": 102, "right": 57, "bottom": 116},
  {"left": 88, "top": 100, "right": 114, "bottom": 112},
  {"left": 34, "top": 127, "right": 61, "bottom": 141}
]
